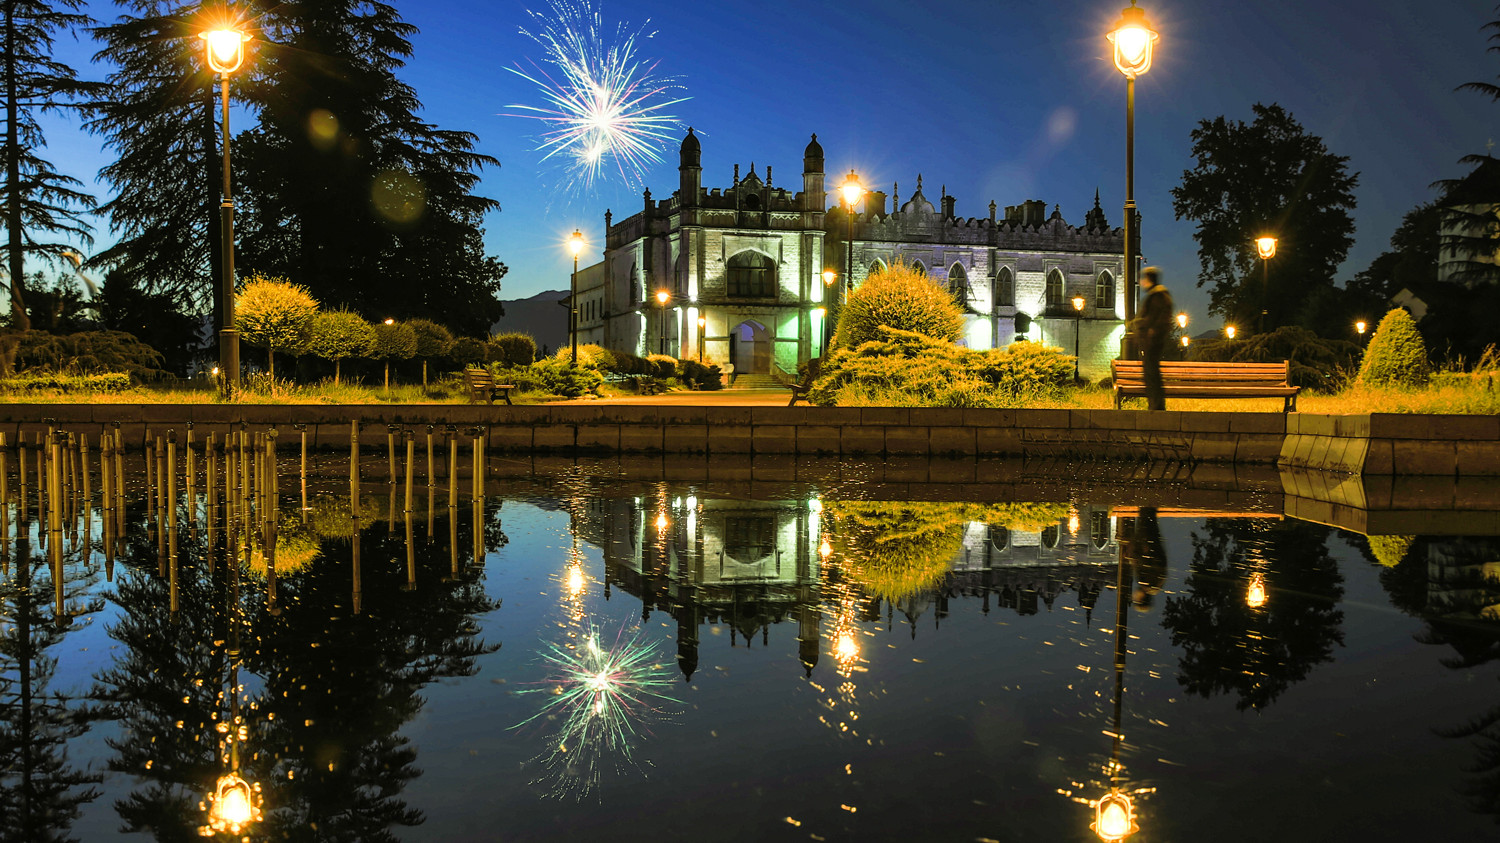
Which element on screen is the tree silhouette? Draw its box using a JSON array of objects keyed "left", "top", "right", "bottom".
[{"left": 1161, "top": 518, "right": 1345, "bottom": 711}]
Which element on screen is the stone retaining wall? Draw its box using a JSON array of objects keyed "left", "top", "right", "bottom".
[{"left": 0, "top": 404, "right": 1495, "bottom": 476}]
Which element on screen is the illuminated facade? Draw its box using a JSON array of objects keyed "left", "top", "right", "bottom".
[
  {"left": 579, "top": 131, "right": 1127, "bottom": 381},
  {"left": 569, "top": 495, "right": 1121, "bottom": 679}
]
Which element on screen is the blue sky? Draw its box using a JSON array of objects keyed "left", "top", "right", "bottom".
[{"left": 35, "top": 0, "right": 1500, "bottom": 326}]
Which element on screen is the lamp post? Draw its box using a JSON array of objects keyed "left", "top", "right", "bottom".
[
  {"left": 200, "top": 24, "right": 251, "bottom": 398},
  {"left": 1108, "top": 1, "right": 1158, "bottom": 361},
  {"left": 568, "top": 229, "right": 585, "bottom": 364},
  {"left": 655, "top": 289, "right": 670, "bottom": 355},
  {"left": 821, "top": 268, "right": 837, "bottom": 353},
  {"left": 1071, "top": 295, "right": 1086, "bottom": 380},
  {"left": 839, "top": 172, "right": 863, "bottom": 335},
  {"left": 1256, "top": 236, "right": 1277, "bottom": 334},
  {"left": 697, "top": 316, "right": 706, "bottom": 362}
]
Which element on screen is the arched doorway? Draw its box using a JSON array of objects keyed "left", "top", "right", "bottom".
[{"left": 729, "top": 320, "right": 771, "bottom": 374}]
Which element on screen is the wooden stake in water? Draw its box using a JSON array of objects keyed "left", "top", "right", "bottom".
[
  {"left": 404, "top": 508, "right": 417, "bottom": 592},
  {"left": 113, "top": 430, "right": 125, "bottom": 546},
  {"left": 299, "top": 424, "right": 308, "bottom": 517},
  {"left": 207, "top": 432, "right": 218, "bottom": 563},
  {"left": 349, "top": 421, "right": 360, "bottom": 519},
  {"left": 404, "top": 432, "right": 415, "bottom": 515},
  {"left": 166, "top": 430, "right": 178, "bottom": 574},
  {"left": 387, "top": 426, "right": 398, "bottom": 484},
  {"left": 185, "top": 425, "right": 195, "bottom": 524},
  {"left": 426, "top": 426, "right": 435, "bottom": 487},
  {"left": 48, "top": 433, "right": 64, "bottom": 621}
]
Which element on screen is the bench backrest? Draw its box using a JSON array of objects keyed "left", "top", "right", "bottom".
[
  {"left": 1111, "top": 359, "right": 1290, "bottom": 387},
  {"left": 464, "top": 368, "right": 496, "bottom": 387}
]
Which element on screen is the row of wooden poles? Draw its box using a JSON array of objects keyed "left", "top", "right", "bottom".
[{"left": 2, "top": 421, "right": 489, "bottom": 621}]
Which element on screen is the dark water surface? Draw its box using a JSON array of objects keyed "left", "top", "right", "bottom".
[{"left": 5, "top": 442, "right": 1500, "bottom": 842}]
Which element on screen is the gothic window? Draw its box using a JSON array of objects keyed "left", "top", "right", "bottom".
[
  {"left": 674, "top": 252, "right": 686, "bottom": 294},
  {"left": 990, "top": 526, "right": 1009, "bottom": 551},
  {"left": 629, "top": 263, "right": 640, "bottom": 306},
  {"left": 727, "top": 251, "right": 776, "bottom": 298},
  {"left": 1045, "top": 269, "right": 1065, "bottom": 308},
  {"left": 1095, "top": 271, "right": 1114, "bottom": 310},
  {"left": 869, "top": 259, "right": 887, "bottom": 279},
  {"left": 724, "top": 516, "right": 776, "bottom": 562},
  {"left": 1090, "top": 510, "right": 1111, "bottom": 550},
  {"left": 996, "top": 267, "right": 1014, "bottom": 307},
  {"left": 949, "top": 263, "right": 969, "bottom": 306},
  {"left": 1041, "top": 525, "right": 1060, "bottom": 549},
  {"left": 743, "top": 193, "right": 761, "bottom": 210},
  {"left": 911, "top": 260, "right": 928, "bottom": 276}
]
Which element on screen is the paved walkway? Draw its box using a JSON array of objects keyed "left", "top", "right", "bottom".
[{"left": 550, "top": 388, "right": 792, "bottom": 406}]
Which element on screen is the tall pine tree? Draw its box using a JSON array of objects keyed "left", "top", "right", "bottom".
[
  {"left": 2, "top": 0, "right": 98, "bottom": 332},
  {"left": 234, "top": 0, "right": 505, "bottom": 336},
  {"left": 88, "top": 1, "right": 232, "bottom": 324}
]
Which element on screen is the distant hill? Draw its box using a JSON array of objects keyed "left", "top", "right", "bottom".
[{"left": 489, "top": 289, "right": 569, "bottom": 357}]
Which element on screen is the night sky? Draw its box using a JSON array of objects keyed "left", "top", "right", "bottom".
[{"left": 36, "top": 0, "right": 1500, "bottom": 326}]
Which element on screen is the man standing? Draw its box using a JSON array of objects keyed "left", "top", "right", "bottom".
[{"left": 1134, "top": 266, "right": 1173, "bottom": 411}]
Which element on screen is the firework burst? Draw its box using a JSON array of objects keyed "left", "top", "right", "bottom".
[
  {"left": 517, "top": 623, "right": 680, "bottom": 798},
  {"left": 508, "top": 0, "right": 689, "bottom": 192}
]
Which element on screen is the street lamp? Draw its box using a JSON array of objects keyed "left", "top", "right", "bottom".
[
  {"left": 1175, "top": 312, "right": 1187, "bottom": 330},
  {"left": 1225, "top": 324, "right": 1237, "bottom": 340},
  {"left": 821, "top": 268, "right": 837, "bottom": 353},
  {"left": 1107, "top": 0, "right": 1158, "bottom": 360},
  {"left": 1256, "top": 235, "right": 1277, "bottom": 333},
  {"left": 655, "top": 289, "right": 670, "bottom": 355},
  {"left": 1180, "top": 335, "right": 1190, "bottom": 348},
  {"left": 1071, "top": 295, "right": 1086, "bottom": 380},
  {"left": 200, "top": 23, "right": 251, "bottom": 398},
  {"left": 838, "top": 171, "right": 863, "bottom": 342},
  {"left": 1355, "top": 319, "right": 1367, "bottom": 342},
  {"left": 697, "top": 316, "right": 706, "bottom": 362},
  {"left": 568, "top": 229, "right": 585, "bottom": 364}
]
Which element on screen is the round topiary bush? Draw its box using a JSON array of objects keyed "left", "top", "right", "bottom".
[
  {"left": 1358, "top": 308, "right": 1429, "bottom": 389},
  {"left": 830, "top": 260, "right": 964, "bottom": 350}
]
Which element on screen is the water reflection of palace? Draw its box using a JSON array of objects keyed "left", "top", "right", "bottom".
[{"left": 568, "top": 496, "right": 1123, "bottom": 678}]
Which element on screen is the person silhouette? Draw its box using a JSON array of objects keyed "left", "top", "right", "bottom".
[{"left": 1133, "top": 267, "right": 1174, "bottom": 411}]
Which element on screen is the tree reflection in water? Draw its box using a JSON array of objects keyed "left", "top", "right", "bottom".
[
  {"left": 0, "top": 523, "right": 104, "bottom": 842},
  {"left": 93, "top": 494, "right": 503, "bottom": 841},
  {"left": 1161, "top": 519, "right": 1345, "bottom": 711}
]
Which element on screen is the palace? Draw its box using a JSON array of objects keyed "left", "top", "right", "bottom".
[{"left": 573, "top": 131, "right": 1127, "bottom": 381}]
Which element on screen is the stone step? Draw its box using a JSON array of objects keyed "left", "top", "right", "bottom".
[{"left": 728, "top": 374, "right": 784, "bottom": 390}]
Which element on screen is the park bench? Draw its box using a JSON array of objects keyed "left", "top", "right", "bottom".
[
  {"left": 462, "top": 367, "right": 515, "bottom": 405},
  {"left": 786, "top": 358, "right": 823, "bottom": 406},
  {"left": 1110, "top": 360, "right": 1300, "bottom": 412}
]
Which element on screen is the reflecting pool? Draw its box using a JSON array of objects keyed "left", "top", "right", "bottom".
[{"left": 3, "top": 433, "right": 1500, "bottom": 841}]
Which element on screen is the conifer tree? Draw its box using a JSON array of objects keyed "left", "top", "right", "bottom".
[
  {"left": 87, "top": 1, "right": 229, "bottom": 316},
  {"left": 233, "top": 0, "right": 506, "bottom": 335},
  {"left": 2, "top": 0, "right": 99, "bottom": 331}
]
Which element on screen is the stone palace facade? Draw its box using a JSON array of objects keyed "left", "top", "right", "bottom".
[{"left": 574, "top": 131, "right": 1127, "bottom": 381}]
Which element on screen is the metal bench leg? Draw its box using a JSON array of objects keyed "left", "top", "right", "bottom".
[{"left": 502, "top": 389, "right": 512, "bottom": 406}]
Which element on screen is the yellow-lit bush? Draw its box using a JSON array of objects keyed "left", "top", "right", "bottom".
[{"left": 831, "top": 259, "right": 964, "bottom": 350}]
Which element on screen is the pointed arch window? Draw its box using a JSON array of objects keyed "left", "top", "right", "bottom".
[
  {"left": 1045, "top": 269, "right": 1065, "bottom": 308},
  {"left": 996, "top": 266, "right": 1014, "bottom": 307},
  {"left": 949, "top": 263, "right": 969, "bottom": 306},
  {"left": 727, "top": 251, "right": 776, "bottom": 298},
  {"left": 1095, "top": 271, "right": 1115, "bottom": 310},
  {"left": 628, "top": 262, "right": 640, "bottom": 306}
]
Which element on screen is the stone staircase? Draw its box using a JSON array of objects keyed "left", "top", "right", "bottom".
[{"left": 728, "top": 373, "right": 785, "bottom": 390}]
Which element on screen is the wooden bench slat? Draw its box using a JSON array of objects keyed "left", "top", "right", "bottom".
[
  {"left": 1110, "top": 359, "right": 1299, "bottom": 411},
  {"left": 463, "top": 368, "right": 514, "bottom": 405}
]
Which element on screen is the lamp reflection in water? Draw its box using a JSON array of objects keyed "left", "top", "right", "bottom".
[
  {"left": 200, "top": 526, "right": 262, "bottom": 835},
  {"left": 1246, "top": 571, "right": 1268, "bottom": 609}
]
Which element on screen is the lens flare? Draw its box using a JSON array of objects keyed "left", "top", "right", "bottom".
[{"left": 507, "top": 0, "right": 689, "bottom": 192}]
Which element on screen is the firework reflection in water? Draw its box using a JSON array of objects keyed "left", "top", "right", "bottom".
[
  {"left": 518, "top": 623, "right": 679, "bottom": 798},
  {"left": 508, "top": 0, "right": 688, "bottom": 192}
]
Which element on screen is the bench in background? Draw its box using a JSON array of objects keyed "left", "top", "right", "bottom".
[
  {"left": 1111, "top": 360, "right": 1300, "bottom": 412},
  {"left": 463, "top": 368, "right": 515, "bottom": 405}
]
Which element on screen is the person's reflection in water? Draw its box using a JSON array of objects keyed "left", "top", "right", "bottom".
[{"left": 1125, "top": 506, "right": 1169, "bottom": 612}]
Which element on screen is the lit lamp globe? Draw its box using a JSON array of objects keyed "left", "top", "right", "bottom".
[
  {"left": 1072, "top": 295, "right": 1086, "bottom": 313},
  {"left": 840, "top": 171, "right": 864, "bottom": 208},
  {"left": 1225, "top": 325, "right": 1237, "bottom": 340},
  {"left": 1355, "top": 319, "right": 1367, "bottom": 336},
  {"left": 1246, "top": 572, "right": 1268, "bottom": 608},
  {"left": 568, "top": 229, "right": 585, "bottom": 258},
  {"left": 202, "top": 772, "right": 261, "bottom": 835},
  {"left": 1175, "top": 312, "right": 1187, "bottom": 329},
  {"left": 655, "top": 290, "right": 670, "bottom": 306},
  {"left": 1256, "top": 236, "right": 1278, "bottom": 260},
  {"left": 822, "top": 269, "right": 836, "bottom": 288},
  {"left": 1107, "top": 2, "right": 1159, "bottom": 78},
  {"left": 655, "top": 511, "right": 669, "bottom": 531},
  {"left": 1092, "top": 790, "right": 1139, "bottom": 842},
  {"left": 199, "top": 27, "right": 250, "bottom": 74}
]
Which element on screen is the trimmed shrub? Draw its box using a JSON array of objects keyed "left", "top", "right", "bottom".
[
  {"left": 1189, "top": 325, "right": 1360, "bottom": 392},
  {"left": 550, "top": 342, "right": 614, "bottom": 370},
  {"left": 679, "top": 359, "right": 723, "bottom": 390},
  {"left": 810, "top": 327, "right": 1073, "bottom": 408},
  {"left": 306, "top": 310, "right": 375, "bottom": 383},
  {"left": 1358, "top": 307, "right": 1430, "bottom": 389},
  {"left": 408, "top": 318, "right": 454, "bottom": 385},
  {"left": 530, "top": 357, "right": 604, "bottom": 397},
  {"left": 490, "top": 332, "right": 538, "bottom": 367},
  {"left": 0, "top": 330, "right": 167, "bottom": 380},
  {"left": 235, "top": 275, "right": 318, "bottom": 380},
  {"left": 645, "top": 353, "right": 677, "bottom": 379},
  {"left": 371, "top": 321, "right": 418, "bottom": 389},
  {"left": 0, "top": 372, "right": 132, "bottom": 393},
  {"left": 831, "top": 259, "right": 964, "bottom": 350},
  {"left": 450, "top": 336, "right": 486, "bottom": 366},
  {"left": 1368, "top": 535, "right": 1415, "bottom": 568}
]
